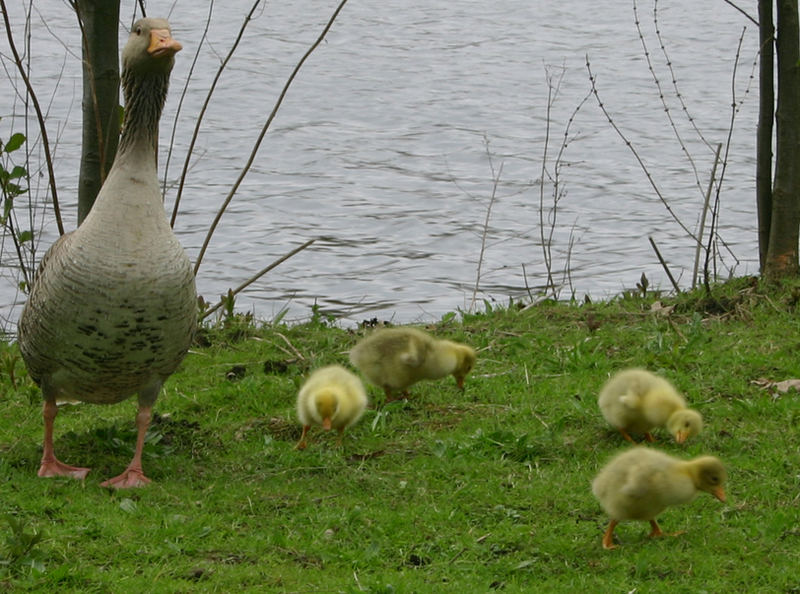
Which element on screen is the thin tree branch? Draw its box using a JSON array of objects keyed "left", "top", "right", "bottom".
[
  {"left": 586, "top": 55, "right": 698, "bottom": 243},
  {"left": 0, "top": 0, "right": 63, "bottom": 236},
  {"left": 200, "top": 238, "right": 316, "bottom": 320},
  {"left": 470, "top": 137, "right": 502, "bottom": 313},
  {"left": 704, "top": 27, "right": 749, "bottom": 288},
  {"left": 162, "top": 0, "right": 214, "bottom": 201},
  {"left": 193, "top": 0, "right": 350, "bottom": 275},
  {"left": 171, "top": 0, "right": 262, "bottom": 227},
  {"left": 648, "top": 236, "right": 680, "bottom": 293},
  {"left": 692, "top": 143, "right": 722, "bottom": 288},
  {"left": 722, "top": 0, "right": 759, "bottom": 26}
]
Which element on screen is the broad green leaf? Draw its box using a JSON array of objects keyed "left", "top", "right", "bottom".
[
  {"left": 3, "top": 133, "right": 25, "bottom": 153},
  {"left": 9, "top": 165, "right": 26, "bottom": 179}
]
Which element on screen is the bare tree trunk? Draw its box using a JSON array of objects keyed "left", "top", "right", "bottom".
[
  {"left": 756, "top": 0, "right": 774, "bottom": 270},
  {"left": 765, "top": 0, "right": 800, "bottom": 278},
  {"left": 75, "top": 0, "right": 121, "bottom": 224}
]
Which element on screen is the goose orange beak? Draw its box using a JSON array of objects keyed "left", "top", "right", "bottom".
[
  {"left": 322, "top": 418, "right": 332, "bottom": 431},
  {"left": 675, "top": 431, "right": 688, "bottom": 444},
  {"left": 148, "top": 29, "right": 182, "bottom": 58},
  {"left": 712, "top": 486, "right": 726, "bottom": 502}
]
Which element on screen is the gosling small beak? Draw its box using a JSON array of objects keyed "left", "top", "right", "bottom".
[
  {"left": 455, "top": 376, "right": 465, "bottom": 390},
  {"left": 148, "top": 29, "right": 183, "bottom": 58},
  {"left": 712, "top": 486, "right": 726, "bottom": 502},
  {"left": 675, "top": 431, "right": 688, "bottom": 444},
  {"left": 322, "top": 418, "right": 332, "bottom": 431}
]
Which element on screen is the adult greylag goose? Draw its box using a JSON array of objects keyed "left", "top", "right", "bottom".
[
  {"left": 592, "top": 447, "right": 727, "bottom": 549},
  {"left": 17, "top": 18, "right": 196, "bottom": 488},
  {"left": 349, "top": 327, "right": 476, "bottom": 401},
  {"left": 598, "top": 368, "right": 703, "bottom": 444}
]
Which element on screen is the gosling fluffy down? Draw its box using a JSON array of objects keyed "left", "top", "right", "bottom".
[
  {"left": 592, "top": 446, "right": 726, "bottom": 549},
  {"left": 349, "top": 327, "right": 476, "bottom": 401},
  {"left": 295, "top": 365, "right": 368, "bottom": 449},
  {"left": 598, "top": 368, "right": 703, "bottom": 444}
]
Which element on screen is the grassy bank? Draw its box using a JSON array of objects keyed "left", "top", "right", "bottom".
[{"left": 1, "top": 277, "right": 800, "bottom": 592}]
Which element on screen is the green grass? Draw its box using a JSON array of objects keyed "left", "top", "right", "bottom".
[{"left": 2, "top": 277, "right": 800, "bottom": 592}]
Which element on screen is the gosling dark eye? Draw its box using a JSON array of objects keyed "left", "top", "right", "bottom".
[{"left": 135, "top": 26, "right": 142, "bottom": 35}]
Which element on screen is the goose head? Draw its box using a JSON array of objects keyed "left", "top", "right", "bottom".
[{"left": 123, "top": 18, "right": 182, "bottom": 75}]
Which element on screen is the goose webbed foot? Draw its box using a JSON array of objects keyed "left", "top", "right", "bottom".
[
  {"left": 100, "top": 466, "right": 151, "bottom": 489},
  {"left": 38, "top": 458, "right": 90, "bottom": 480}
]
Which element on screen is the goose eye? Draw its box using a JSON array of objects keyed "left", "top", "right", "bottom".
[{"left": 135, "top": 26, "right": 142, "bottom": 35}]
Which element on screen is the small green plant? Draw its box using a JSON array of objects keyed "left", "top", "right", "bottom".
[
  {"left": 0, "top": 348, "right": 20, "bottom": 390},
  {"left": 0, "top": 515, "right": 45, "bottom": 576},
  {"left": 0, "top": 127, "right": 34, "bottom": 291},
  {"left": 307, "top": 300, "right": 337, "bottom": 328}
]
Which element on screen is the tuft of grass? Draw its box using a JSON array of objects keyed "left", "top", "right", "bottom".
[
  {"left": 1, "top": 277, "right": 800, "bottom": 591},
  {"left": 0, "top": 515, "right": 46, "bottom": 578}
]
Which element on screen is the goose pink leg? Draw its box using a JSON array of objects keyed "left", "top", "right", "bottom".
[
  {"left": 100, "top": 405, "right": 153, "bottom": 488},
  {"left": 38, "top": 399, "right": 90, "bottom": 480}
]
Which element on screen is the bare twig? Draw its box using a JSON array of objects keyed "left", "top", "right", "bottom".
[
  {"left": 0, "top": 0, "right": 63, "bottom": 236},
  {"left": 162, "top": 0, "right": 215, "bottom": 201},
  {"left": 692, "top": 143, "right": 722, "bottom": 288},
  {"left": 704, "top": 28, "right": 749, "bottom": 290},
  {"left": 538, "top": 65, "right": 562, "bottom": 294},
  {"left": 274, "top": 331, "right": 306, "bottom": 361},
  {"left": 521, "top": 263, "right": 534, "bottom": 301},
  {"left": 538, "top": 63, "right": 589, "bottom": 300},
  {"left": 636, "top": 0, "right": 711, "bottom": 214},
  {"left": 651, "top": 0, "right": 715, "bottom": 152},
  {"left": 193, "top": 0, "right": 350, "bottom": 274},
  {"left": 722, "top": 0, "right": 759, "bottom": 26},
  {"left": 560, "top": 221, "right": 577, "bottom": 299},
  {"left": 648, "top": 236, "right": 680, "bottom": 294},
  {"left": 586, "top": 56, "right": 698, "bottom": 243},
  {"left": 171, "top": 0, "right": 262, "bottom": 227},
  {"left": 199, "top": 238, "right": 316, "bottom": 320},
  {"left": 470, "top": 136, "right": 503, "bottom": 313}
]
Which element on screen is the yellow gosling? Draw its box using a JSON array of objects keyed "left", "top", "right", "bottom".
[
  {"left": 295, "top": 365, "right": 368, "bottom": 450},
  {"left": 598, "top": 368, "right": 703, "bottom": 444},
  {"left": 592, "top": 447, "right": 726, "bottom": 549},
  {"left": 349, "top": 327, "right": 476, "bottom": 401}
]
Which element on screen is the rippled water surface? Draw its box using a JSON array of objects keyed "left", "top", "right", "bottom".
[{"left": 1, "top": 0, "right": 761, "bottom": 326}]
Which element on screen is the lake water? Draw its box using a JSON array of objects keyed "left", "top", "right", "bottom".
[{"left": 0, "top": 0, "right": 761, "bottom": 328}]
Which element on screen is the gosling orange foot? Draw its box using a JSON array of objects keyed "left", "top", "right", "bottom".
[
  {"left": 295, "top": 426, "right": 311, "bottom": 450},
  {"left": 602, "top": 519, "right": 619, "bottom": 549},
  {"left": 384, "top": 390, "right": 411, "bottom": 403},
  {"left": 647, "top": 519, "right": 663, "bottom": 539}
]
